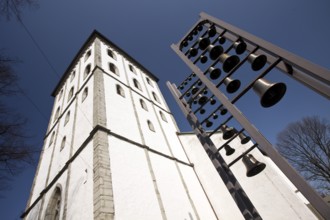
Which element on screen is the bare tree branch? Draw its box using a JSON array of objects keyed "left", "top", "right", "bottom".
[
  {"left": 0, "top": 0, "right": 38, "bottom": 20},
  {"left": 276, "top": 116, "right": 330, "bottom": 194}
]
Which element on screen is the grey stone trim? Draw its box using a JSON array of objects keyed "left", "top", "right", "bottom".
[
  {"left": 92, "top": 49, "right": 115, "bottom": 220},
  {"left": 150, "top": 104, "right": 200, "bottom": 220},
  {"left": 62, "top": 98, "right": 79, "bottom": 220},
  {"left": 176, "top": 133, "right": 219, "bottom": 219},
  {"left": 37, "top": 121, "right": 62, "bottom": 220},
  {"left": 121, "top": 57, "right": 167, "bottom": 220}
]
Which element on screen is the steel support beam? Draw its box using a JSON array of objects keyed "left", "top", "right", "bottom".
[{"left": 167, "top": 81, "right": 262, "bottom": 220}]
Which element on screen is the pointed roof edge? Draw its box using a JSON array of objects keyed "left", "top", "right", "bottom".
[{"left": 51, "top": 30, "right": 159, "bottom": 97}]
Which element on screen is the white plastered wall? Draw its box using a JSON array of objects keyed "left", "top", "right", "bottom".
[{"left": 179, "top": 132, "right": 318, "bottom": 220}]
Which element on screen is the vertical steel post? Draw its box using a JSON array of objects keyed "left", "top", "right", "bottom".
[{"left": 167, "top": 81, "right": 262, "bottom": 220}]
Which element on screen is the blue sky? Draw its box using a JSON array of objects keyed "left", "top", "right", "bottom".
[{"left": 1, "top": 0, "right": 329, "bottom": 219}]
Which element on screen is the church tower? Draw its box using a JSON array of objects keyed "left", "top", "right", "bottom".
[
  {"left": 21, "top": 31, "right": 217, "bottom": 220},
  {"left": 22, "top": 30, "right": 320, "bottom": 220}
]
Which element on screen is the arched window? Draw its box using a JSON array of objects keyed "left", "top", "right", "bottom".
[
  {"left": 84, "top": 64, "right": 91, "bottom": 79},
  {"left": 146, "top": 77, "right": 153, "bottom": 87},
  {"left": 67, "top": 87, "right": 74, "bottom": 102},
  {"left": 116, "top": 84, "right": 125, "bottom": 97},
  {"left": 45, "top": 186, "right": 62, "bottom": 220},
  {"left": 160, "top": 111, "right": 167, "bottom": 122},
  {"left": 60, "top": 136, "right": 66, "bottom": 151},
  {"left": 133, "top": 79, "right": 142, "bottom": 91},
  {"left": 147, "top": 120, "right": 155, "bottom": 132},
  {"left": 49, "top": 131, "right": 55, "bottom": 146},
  {"left": 129, "top": 64, "right": 136, "bottom": 74},
  {"left": 109, "top": 63, "right": 119, "bottom": 76},
  {"left": 107, "top": 49, "right": 116, "bottom": 60},
  {"left": 54, "top": 107, "right": 60, "bottom": 122},
  {"left": 152, "top": 92, "right": 160, "bottom": 103},
  {"left": 84, "top": 50, "right": 91, "bottom": 62},
  {"left": 70, "top": 71, "right": 75, "bottom": 82},
  {"left": 140, "top": 99, "right": 148, "bottom": 111},
  {"left": 82, "top": 87, "right": 88, "bottom": 102},
  {"left": 64, "top": 111, "right": 70, "bottom": 126}
]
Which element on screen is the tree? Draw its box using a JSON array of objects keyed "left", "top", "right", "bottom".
[
  {"left": 0, "top": 54, "right": 35, "bottom": 193},
  {"left": 276, "top": 116, "right": 330, "bottom": 194},
  {"left": 0, "top": 0, "right": 38, "bottom": 20}
]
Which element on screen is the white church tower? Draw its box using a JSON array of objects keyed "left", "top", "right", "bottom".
[{"left": 21, "top": 31, "right": 318, "bottom": 220}]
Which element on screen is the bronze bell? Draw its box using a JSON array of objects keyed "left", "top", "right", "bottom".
[
  {"left": 208, "top": 26, "right": 217, "bottom": 37},
  {"left": 218, "top": 36, "right": 226, "bottom": 44},
  {"left": 203, "top": 89, "right": 208, "bottom": 95},
  {"left": 186, "top": 92, "right": 191, "bottom": 97},
  {"left": 209, "top": 98, "right": 216, "bottom": 105},
  {"left": 197, "top": 25, "right": 203, "bottom": 31},
  {"left": 205, "top": 120, "right": 213, "bottom": 128},
  {"left": 198, "top": 37, "right": 211, "bottom": 50},
  {"left": 191, "top": 86, "right": 199, "bottom": 95},
  {"left": 179, "top": 85, "right": 184, "bottom": 90},
  {"left": 220, "top": 125, "right": 236, "bottom": 140},
  {"left": 182, "top": 41, "right": 188, "bottom": 48},
  {"left": 239, "top": 132, "right": 251, "bottom": 144},
  {"left": 233, "top": 41, "right": 247, "bottom": 54},
  {"left": 253, "top": 78, "right": 286, "bottom": 108},
  {"left": 212, "top": 113, "right": 218, "bottom": 119},
  {"left": 219, "top": 53, "right": 240, "bottom": 73},
  {"left": 197, "top": 94, "right": 208, "bottom": 105},
  {"left": 224, "top": 77, "right": 241, "bottom": 93},
  {"left": 200, "top": 55, "right": 208, "bottom": 64},
  {"left": 193, "top": 100, "right": 197, "bottom": 105},
  {"left": 242, "top": 154, "right": 266, "bottom": 177},
  {"left": 193, "top": 29, "right": 198, "bottom": 35},
  {"left": 189, "top": 48, "right": 198, "bottom": 57},
  {"left": 248, "top": 54, "right": 267, "bottom": 71},
  {"left": 208, "top": 67, "right": 221, "bottom": 80},
  {"left": 188, "top": 35, "right": 193, "bottom": 41},
  {"left": 207, "top": 44, "right": 224, "bottom": 60},
  {"left": 197, "top": 80, "right": 203, "bottom": 86},
  {"left": 220, "top": 107, "right": 227, "bottom": 115},
  {"left": 224, "top": 144, "right": 235, "bottom": 156},
  {"left": 200, "top": 108, "right": 206, "bottom": 114}
]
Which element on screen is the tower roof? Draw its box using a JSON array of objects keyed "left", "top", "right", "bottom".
[{"left": 51, "top": 30, "right": 159, "bottom": 97}]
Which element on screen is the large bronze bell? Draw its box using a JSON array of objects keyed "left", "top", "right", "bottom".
[
  {"left": 220, "top": 125, "right": 236, "bottom": 140},
  {"left": 189, "top": 48, "right": 198, "bottom": 57},
  {"left": 198, "top": 37, "right": 211, "bottom": 50},
  {"left": 208, "top": 26, "right": 217, "bottom": 37},
  {"left": 233, "top": 41, "right": 247, "bottom": 54},
  {"left": 253, "top": 78, "right": 286, "bottom": 108},
  {"left": 208, "top": 67, "right": 221, "bottom": 80},
  {"left": 248, "top": 54, "right": 267, "bottom": 71},
  {"left": 207, "top": 45, "right": 223, "bottom": 60},
  {"left": 219, "top": 53, "right": 240, "bottom": 73},
  {"left": 224, "top": 144, "right": 235, "bottom": 156},
  {"left": 239, "top": 132, "right": 251, "bottom": 144},
  {"left": 242, "top": 154, "right": 266, "bottom": 177},
  {"left": 197, "top": 94, "right": 208, "bottom": 105},
  {"left": 200, "top": 55, "right": 208, "bottom": 64},
  {"left": 224, "top": 77, "right": 241, "bottom": 93}
]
